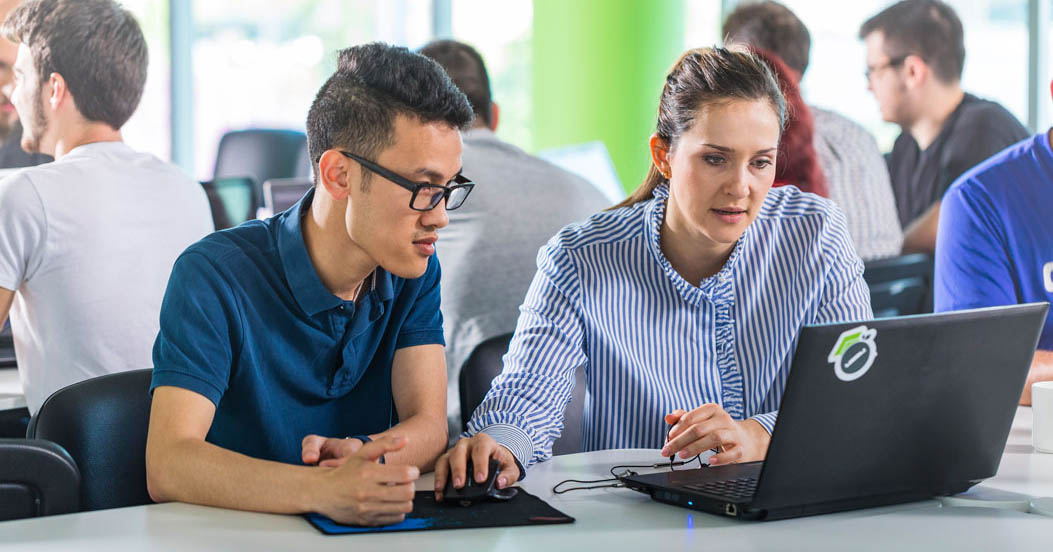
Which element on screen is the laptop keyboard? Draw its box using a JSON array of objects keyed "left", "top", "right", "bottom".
[{"left": 682, "top": 476, "right": 759, "bottom": 501}]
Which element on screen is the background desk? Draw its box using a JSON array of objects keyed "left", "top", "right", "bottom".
[
  {"left": 0, "top": 408, "right": 1049, "bottom": 551},
  {"left": 0, "top": 366, "right": 25, "bottom": 411}
]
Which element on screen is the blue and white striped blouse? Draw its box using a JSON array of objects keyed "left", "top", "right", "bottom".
[{"left": 466, "top": 184, "right": 873, "bottom": 468}]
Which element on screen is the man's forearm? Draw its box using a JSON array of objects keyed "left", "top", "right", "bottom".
[
  {"left": 902, "top": 202, "right": 939, "bottom": 254},
  {"left": 146, "top": 436, "right": 323, "bottom": 514},
  {"left": 1021, "top": 350, "right": 1053, "bottom": 406},
  {"left": 373, "top": 412, "right": 447, "bottom": 471},
  {"left": 1, "top": 286, "right": 15, "bottom": 329}
]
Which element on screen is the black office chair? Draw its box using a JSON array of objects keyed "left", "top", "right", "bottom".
[
  {"left": 201, "top": 176, "right": 258, "bottom": 230},
  {"left": 0, "top": 439, "right": 80, "bottom": 521},
  {"left": 27, "top": 369, "right": 154, "bottom": 512},
  {"left": 863, "top": 253, "right": 934, "bottom": 318},
  {"left": 0, "top": 322, "right": 26, "bottom": 437},
  {"left": 459, "top": 333, "right": 586, "bottom": 456},
  {"left": 213, "top": 128, "right": 307, "bottom": 204}
]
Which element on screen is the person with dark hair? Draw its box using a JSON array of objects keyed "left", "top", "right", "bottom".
[
  {"left": 934, "top": 80, "right": 1053, "bottom": 406},
  {"left": 859, "top": 0, "right": 1027, "bottom": 254},
  {"left": 0, "top": 0, "right": 48, "bottom": 169},
  {"left": 146, "top": 42, "right": 474, "bottom": 526},
  {"left": 0, "top": 0, "right": 211, "bottom": 426},
  {"left": 750, "top": 48, "right": 827, "bottom": 197},
  {"left": 723, "top": 1, "right": 902, "bottom": 260},
  {"left": 418, "top": 39, "right": 609, "bottom": 440},
  {"left": 432, "top": 47, "right": 871, "bottom": 491}
]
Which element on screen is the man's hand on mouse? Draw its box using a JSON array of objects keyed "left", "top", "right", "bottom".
[
  {"left": 312, "top": 435, "right": 419, "bottom": 526},
  {"left": 433, "top": 433, "right": 520, "bottom": 501},
  {"left": 662, "top": 404, "right": 771, "bottom": 465},
  {"left": 300, "top": 434, "right": 364, "bottom": 467}
]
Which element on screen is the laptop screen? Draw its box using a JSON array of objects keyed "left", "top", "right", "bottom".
[{"left": 264, "top": 178, "right": 312, "bottom": 215}]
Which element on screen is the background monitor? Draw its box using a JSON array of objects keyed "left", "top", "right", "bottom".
[
  {"left": 262, "top": 177, "right": 313, "bottom": 217},
  {"left": 537, "top": 141, "right": 625, "bottom": 204}
]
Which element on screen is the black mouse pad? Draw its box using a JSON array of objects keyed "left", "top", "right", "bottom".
[{"left": 305, "top": 489, "right": 574, "bottom": 535}]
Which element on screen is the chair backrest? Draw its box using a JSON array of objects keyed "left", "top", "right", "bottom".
[
  {"left": 27, "top": 369, "right": 154, "bottom": 512},
  {"left": 863, "top": 253, "right": 934, "bottom": 318},
  {"left": 201, "top": 176, "right": 258, "bottom": 230},
  {"left": 0, "top": 438, "right": 80, "bottom": 521},
  {"left": 459, "top": 333, "right": 586, "bottom": 456},
  {"left": 213, "top": 128, "right": 307, "bottom": 202}
]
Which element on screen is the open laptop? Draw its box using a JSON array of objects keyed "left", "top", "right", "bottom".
[
  {"left": 262, "top": 177, "right": 312, "bottom": 216},
  {"left": 619, "top": 303, "right": 1049, "bottom": 520}
]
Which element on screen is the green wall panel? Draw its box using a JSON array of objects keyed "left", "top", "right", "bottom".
[{"left": 532, "top": 0, "right": 685, "bottom": 194}]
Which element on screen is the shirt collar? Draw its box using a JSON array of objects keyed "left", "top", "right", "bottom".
[
  {"left": 277, "top": 188, "right": 398, "bottom": 317},
  {"left": 463, "top": 127, "right": 499, "bottom": 145},
  {"left": 645, "top": 183, "right": 749, "bottom": 305},
  {"left": 61, "top": 140, "right": 131, "bottom": 160}
]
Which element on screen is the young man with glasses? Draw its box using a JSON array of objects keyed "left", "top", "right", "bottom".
[
  {"left": 145, "top": 43, "right": 474, "bottom": 527},
  {"left": 859, "top": 0, "right": 1027, "bottom": 254}
]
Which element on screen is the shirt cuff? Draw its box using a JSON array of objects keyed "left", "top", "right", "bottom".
[
  {"left": 150, "top": 369, "right": 225, "bottom": 406},
  {"left": 0, "top": 273, "right": 18, "bottom": 291},
  {"left": 394, "top": 328, "right": 445, "bottom": 350},
  {"left": 478, "top": 423, "right": 532, "bottom": 480},
  {"left": 748, "top": 411, "right": 778, "bottom": 435}
]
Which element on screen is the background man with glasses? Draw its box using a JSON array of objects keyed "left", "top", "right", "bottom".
[
  {"left": 859, "top": 0, "right": 1027, "bottom": 254},
  {"left": 146, "top": 42, "right": 474, "bottom": 527}
]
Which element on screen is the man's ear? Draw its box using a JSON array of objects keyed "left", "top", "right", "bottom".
[
  {"left": 317, "top": 150, "right": 354, "bottom": 201},
  {"left": 46, "top": 72, "right": 68, "bottom": 112},
  {"left": 649, "top": 133, "right": 672, "bottom": 179},
  {"left": 489, "top": 102, "right": 500, "bottom": 132},
  {"left": 902, "top": 54, "right": 927, "bottom": 90}
]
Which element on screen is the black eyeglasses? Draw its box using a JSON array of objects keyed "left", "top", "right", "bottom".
[
  {"left": 339, "top": 151, "right": 474, "bottom": 211},
  {"left": 864, "top": 55, "right": 909, "bottom": 80}
]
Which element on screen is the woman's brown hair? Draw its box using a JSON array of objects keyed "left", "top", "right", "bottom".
[{"left": 613, "top": 46, "right": 787, "bottom": 210}]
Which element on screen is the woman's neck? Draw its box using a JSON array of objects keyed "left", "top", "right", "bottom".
[{"left": 660, "top": 203, "right": 735, "bottom": 287}]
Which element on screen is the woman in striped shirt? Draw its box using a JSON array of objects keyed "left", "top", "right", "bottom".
[{"left": 435, "top": 46, "right": 872, "bottom": 493}]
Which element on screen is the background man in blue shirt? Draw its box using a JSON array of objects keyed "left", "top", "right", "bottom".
[
  {"left": 145, "top": 43, "right": 475, "bottom": 526},
  {"left": 934, "top": 82, "right": 1053, "bottom": 406}
]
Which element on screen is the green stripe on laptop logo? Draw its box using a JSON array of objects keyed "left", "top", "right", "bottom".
[{"left": 828, "top": 325, "right": 878, "bottom": 382}]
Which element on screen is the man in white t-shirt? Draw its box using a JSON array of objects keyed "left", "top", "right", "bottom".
[{"left": 0, "top": 0, "right": 212, "bottom": 417}]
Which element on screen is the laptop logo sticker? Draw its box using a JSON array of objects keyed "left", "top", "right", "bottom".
[{"left": 828, "top": 326, "right": 877, "bottom": 382}]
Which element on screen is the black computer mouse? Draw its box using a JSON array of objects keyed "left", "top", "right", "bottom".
[{"left": 442, "top": 457, "right": 518, "bottom": 506}]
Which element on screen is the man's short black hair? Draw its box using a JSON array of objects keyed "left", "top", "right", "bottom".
[
  {"left": 722, "top": 1, "right": 811, "bottom": 76},
  {"left": 418, "top": 39, "right": 493, "bottom": 128},
  {"left": 859, "top": 0, "right": 965, "bottom": 84},
  {"left": 306, "top": 42, "right": 474, "bottom": 185},
  {"left": 1, "top": 0, "right": 148, "bottom": 130}
]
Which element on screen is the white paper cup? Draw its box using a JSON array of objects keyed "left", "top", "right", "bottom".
[{"left": 1033, "top": 381, "right": 1053, "bottom": 453}]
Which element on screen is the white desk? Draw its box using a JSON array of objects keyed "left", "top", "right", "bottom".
[
  {"left": 0, "top": 408, "right": 1050, "bottom": 551},
  {"left": 0, "top": 366, "right": 25, "bottom": 411}
]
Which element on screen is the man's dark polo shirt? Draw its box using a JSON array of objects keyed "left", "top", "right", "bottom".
[{"left": 151, "top": 189, "right": 444, "bottom": 464}]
